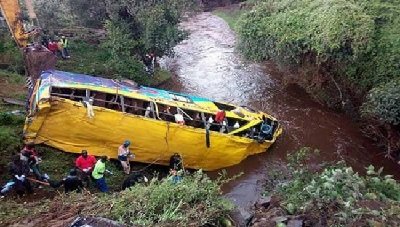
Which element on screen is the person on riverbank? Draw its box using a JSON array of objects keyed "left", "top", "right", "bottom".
[
  {"left": 60, "top": 36, "right": 70, "bottom": 59},
  {"left": 75, "top": 150, "right": 97, "bottom": 187},
  {"left": 4, "top": 155, "right": 33, "bottom": 197},
  {"left": 48, "top": 40, "right": 58, "bottom": 55},
  {"left": 92, "top": 156, "right": 109, "bottom": 192},
  {"left": 20, "top": 143, "right": 46, "bottom": 182},
  {"left": 118, "top": 140, "right": 134, "bottom": 175},
  {"left": 169, "top": 153, "right": 183, "bottom": 184},
  {"left": 50, "top": 169, "right": 84, "bottom": 193},
  {"left": 169, "top": 153, "right": 183, "bottom": 171},
  {"left": 57, "top": 38, "right": 66, "bottom": 59}
]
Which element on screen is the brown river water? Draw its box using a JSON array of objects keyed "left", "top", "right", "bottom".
[{"left": 160, "top": 12, "right": 400, "bottom": 219}]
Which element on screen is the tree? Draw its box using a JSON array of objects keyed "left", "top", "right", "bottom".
[
  {"left": 104, "top": 0, "right": 196, "bottom": 58},
  {"left": 101, "top": 20, "right": 146, "bottom": 83}
]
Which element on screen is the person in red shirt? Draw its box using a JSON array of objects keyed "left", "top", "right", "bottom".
[
  {"left": 47, "top": 40, "right": 58, "bottom": 55},
  {"left": 75, "top": 150, "right": 97, "bottom": 186},
  {"left": 215, "top": 110, "right": 226, "bottom": 123}
]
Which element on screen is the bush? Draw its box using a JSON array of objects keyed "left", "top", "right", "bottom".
[
  {"left": 267, "top": 148, "right": 400, "bottom": 224},
  {"left": 105, "top": 0, "right": 195, "bottom": 58},
  {"left": 0, "top": 35, "right": 24, "bottom": 73},
  {"left": 361, "top": 78, "right": 400, "bottom": 125},
  {"left": 0, "top": 126, "right": 21, "bottom": 154},
  {"left": 34, "top": 0, "right": 107, "bottom": 29},
  {"left": 0, "top": 112, "right": 25, "bottom": 126},
  {"left": 99, "top": 171, "right": 234, "bottom": 226},
  {"left": 237, "top": 0, "right": 399, "bottom": 89},
  {"left": 101, "top": 20, "right": 148, "bottom": 83},
  {"left": 0, "top": 171, "right": 234, "bottom": 226}
]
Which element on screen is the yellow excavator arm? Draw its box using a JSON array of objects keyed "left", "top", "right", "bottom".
[{"left": 0, "top": 0, "right": 32, "bottom": 47}]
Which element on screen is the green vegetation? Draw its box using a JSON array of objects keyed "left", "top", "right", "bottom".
[
  {"left": 35, "top": 0, "right": 196, "bottom": 58},
  {"left": 362, "top": 77, "right": 400, "bottom": 126},
  {"left": 56, "top": 41, "right": 110, "bottom": 76},
  {"left": 34, "top": 0, "right": 106, "bottom": 29},
  {"left": 0, "top": 171, "right": 233, "bottom": 226},
  {"left": 265, "top": 148, "right": 400, "bottom": 226},
  {"left": 0, "top": 111, "right": 24, "bottom": 182},
  {"left": 55, "top": 39, "right": 170, "bottom": 86},
  {"left": 236, "top": 0, "right": 399, "bottom": 88},
  {"left": 31, "top": 0, "right": 198, "bottom": 85},
  {"left": 100, "top": 20, "right": 148, "bottom": 84},
  {"left": 213, "top": 8, "right": 246, "bottom": 31},
  {"left": 0, "top": 35, "right": 24, "bottom": 73},
  {"left": 234, "top": 0, "right": 400, "bottom": 156},
  {"left": 0, "top": 70, "right": 25, "bottom": 85},
  {"left": 104, "top": 0, "right": 195, "bottom": 58},
  {"left": 100, "top": 171, "right": 233, "bottom": 226}
]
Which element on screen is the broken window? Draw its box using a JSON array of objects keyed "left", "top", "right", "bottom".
[
  {"left": 50, "top": 87, "right": 86, "bottom": 102},
  {"left": 213, "top": 102, "right": 236, "bottom": 111}
]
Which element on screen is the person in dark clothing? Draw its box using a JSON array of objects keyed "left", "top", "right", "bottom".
[
  {"left": 121, "top": 172, "right": 148, "bottom": 190},
  {"left": 41, "top": 32, "right": 50, "bottom": 48},
  {"left": 20, "top": 143, "right": 46, "bottom": 181},
  {"left": 169, "top": 153, "right": 183, "bottom": 171},
  {"left": 63, "top": 169, "right": 84, "bottom": 193},
  {"left": 8, "top": 155, "right": 33, "bottom": 197},
  {"left": 50, "top": 169, "right": 84, "bottom": 193}
]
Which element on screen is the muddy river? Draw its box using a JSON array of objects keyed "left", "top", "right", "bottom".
[{"left": 160, "top": 12, "right": 399, "bottom": 220}]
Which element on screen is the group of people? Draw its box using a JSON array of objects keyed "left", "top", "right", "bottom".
[
  {"left": 0, "top": 143, "right": 48, "bottom": 197},
  {"left": 0, "top": 139, "right": 184, "bottom": 198},
  {"left": 0, "top": 140, "right": 132, "bottom": 197},
  {"left": 41, "top": 34, "right": 70, "bottom": 59}
]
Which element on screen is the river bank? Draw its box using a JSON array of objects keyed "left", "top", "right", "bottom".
[{"left": 159, "top": 10, "right": 400, "bottom": 225}]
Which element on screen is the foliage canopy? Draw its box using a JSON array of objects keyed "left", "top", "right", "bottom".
[{"left": 236, "top": 0, "right": 400, "bottom": 89}]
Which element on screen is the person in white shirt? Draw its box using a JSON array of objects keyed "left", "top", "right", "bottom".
[{"left": 118, "top": 140, "right": 134, "bottom": 174}]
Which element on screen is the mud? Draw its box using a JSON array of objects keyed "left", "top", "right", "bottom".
[{"left": 160, "top": 12, "right": 400, "bottom": 223}]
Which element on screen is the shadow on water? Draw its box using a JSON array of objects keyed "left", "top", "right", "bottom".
[{"left": 160, "top": 12, "right": 399, "bottom": 223}]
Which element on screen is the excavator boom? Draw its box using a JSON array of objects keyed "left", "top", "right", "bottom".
[
  {"left": 0, "top": 0, "right": 29, "bottom": 47},
  {"left": 0, "top": 0, "right": 56, "bottom": 84}
]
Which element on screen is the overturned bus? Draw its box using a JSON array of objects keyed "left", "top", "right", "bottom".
[{"left": 24, "top": 70, "right": 282, "bottom": 170}]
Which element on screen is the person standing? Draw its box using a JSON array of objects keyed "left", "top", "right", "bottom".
[
  {"left": 57, "top": 38, "right": 66, "bottom": 59},
  {"left": 169, "top": 153, "right": 183, "bottom": 171},
  {"left": 92, "top": 156, "right": 109, "bottom": 192},
  {"left": 48, "top": 40, "right": 58, "bottom": 55},
  {"left": 118, "top": 140, "right": 134, "bottom": 175},
  {"left": 60, "top": 36, "right": 70, "bottom": 58},
  {"left": 75, "top": 150, "right": 97, "bottom": 187}
]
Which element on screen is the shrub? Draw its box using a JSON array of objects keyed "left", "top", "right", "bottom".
[
  {"left": 0, "top": 126, "right": 21, "bottom": 154},
  {"left": 0, "top": 112, "right": 25, "bottom": 126},
  {"left": 0, "top": 171, "right": 234, "bottom": 226},
  {"left": 0, "top": 35, "right": 24, "bottom": 73},
  {"left": 268, "top": 148, "right": 400, "bottom": 224},
  {"left": 101, "top": 20, "right": 148, "bottom": 83},
  {"left": 98, "top": 170, "right": 234, "bottom": 226},
  {"left": 237, "top": 0, "right": 399, "bottom": 89},
  {"left": 361, "top": 78, "right": 400, "bottom": 125}
]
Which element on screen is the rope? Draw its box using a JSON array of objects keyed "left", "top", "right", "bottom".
[
  {"left": 26, "top": 177, "right": 50, "bottom": 186},
  {"left": 130, "top": 156, "right": 164, "bottom": 173}
]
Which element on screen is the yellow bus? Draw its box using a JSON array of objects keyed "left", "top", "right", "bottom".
[{"left": 24, "top": 70, "right": 282, "bottom": 170}]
